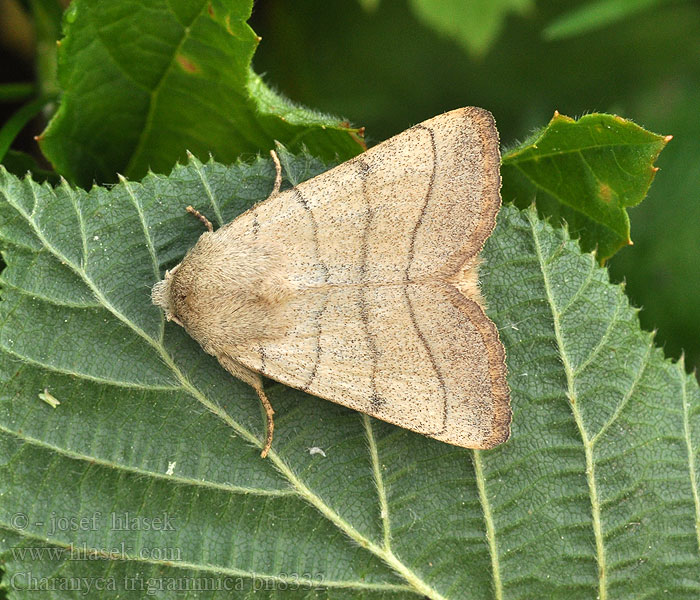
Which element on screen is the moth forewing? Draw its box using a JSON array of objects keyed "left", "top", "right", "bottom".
[{"left": 152, "top": 106, "right": 510, "bottom": 456}]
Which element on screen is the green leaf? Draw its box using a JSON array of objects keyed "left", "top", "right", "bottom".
[
  {"left": 0, "top": 95, "right": 56, "bottom": 164},
  {"left": 38, "top": 0, "right": 365, "bottom": 187},
  {"left": 1, "top": 150, "right": 58, "bottom": 184},
  {"left": 543, "top": 0, "right": 671, "bottom": 41},
  {"left": 29, "top": 0, "right": 64, "bottom": 98},
  {"left": 0, "top": 84, "right": 35, "bottom": 103},
  {"left": 501, "top": 112, "right": 669, "bottom": 262},
  {"left": 408, "top": 0, "right": 533, "bottom": 56},
  {"left": 357, "top": 0, "right": 381, "bottom": 12},
  {"left": 0, "top": 155, "right": 698, "bottom": 598}
]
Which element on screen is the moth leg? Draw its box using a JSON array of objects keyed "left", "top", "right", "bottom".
[
  {"left": 185, "top": 205, "right": 214, "bottom": 232},
  {"left": 253, "top": 382, "right": 275, "bottom": 459},
  {"left": 216, "top": 354, "right": 276, "bottom": 458},
  {"left": 269, "top": 149, "right": 282, "bottom": 197}
]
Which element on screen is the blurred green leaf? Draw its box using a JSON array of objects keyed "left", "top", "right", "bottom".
[
  {"left": 408, "top": 0, "right": 533, "bottom": 56},
  {"left": 28, "top": 0, "right": 64, "bottom": 97},
  {"left": 0, "top": 149, "right": 698, "bottom": 597},
  {"left": 0, "top": 84, "right": 35, "bottom": 103},
  {"left": 544, "top": 0, "right": 672, "bottom": 40},
  {"left": 357, "top": 0, "right": 380, "bottom": 11},
  {"left": 1, "top": 150, "right": 58, "bottom": 184},
  {"left": 38, "top": 0, "right": 364, "bottom": 187},
  {"left": 0, "top": 95, "right": 55, "bottom": 164},
  {"left": 502, "top": 112, "right": 668, "bottom": 262}
]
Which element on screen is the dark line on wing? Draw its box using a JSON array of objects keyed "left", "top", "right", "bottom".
[
  {"left": 357, "top": 159, "right": 383, "bottom": 408},
  {"left": 258, "top": 345, "right": 266, "bottom": 375},
  {"left": 406, "top": 124, "right": 438, "bottom": 276},
  {"left": 252, "top": 213, "right": 259, "bottom": 238},
  {"left": 405, "top": 285, "right": 448, "bottom": 432},
  {"left": 404, "top": 126, "right": 448, "bottom": 431},
  {"left": 292, "top": 187, "right": 328, "bottom": 391}
]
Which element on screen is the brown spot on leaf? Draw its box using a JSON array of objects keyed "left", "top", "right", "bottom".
[
  {"left": 599, "top": 182, "right": 613, "bottom": 203},
  {"left": 176, "top": 54, "right": 199, "bottom": 74}
]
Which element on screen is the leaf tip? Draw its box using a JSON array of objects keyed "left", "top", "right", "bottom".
[
  {"left": 664, "top": 134, "right": 673, "bottom": 143},
  {"left": 552, "top": 110, "right": 574, "bottom": 123}
]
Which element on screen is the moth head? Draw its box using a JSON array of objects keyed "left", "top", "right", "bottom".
[{"left": 151, "top": 264, "right": 184, "bottom": 326}]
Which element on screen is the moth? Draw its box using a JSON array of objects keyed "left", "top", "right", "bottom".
[{"left": 152, "top": 107, "right": 510, "bottom": 457}]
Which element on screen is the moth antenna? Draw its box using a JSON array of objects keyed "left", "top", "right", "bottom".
[
  {"left": 269, "top": 149, "right": 282, "bottom": 197},
  {"left": 253, "top": 382, "right": 275, "bottom": 458},
  {"left": 186, "top": 205, "right": 214, "bottom": 232}
]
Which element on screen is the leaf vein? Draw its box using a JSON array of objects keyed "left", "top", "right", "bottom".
[
  {"left": 191, "top": 158, "right": 224, "bottom": 226},
  {"left": 572, "top": 297, "right": 624, "bottom": 378},
  {"left": 0, "top": 525, "right": 414, "bottom": 592},
  {"left": 0, "top": 424, "right": 293, "bottom": 497},
  {"left": 591, "top": 342, "right": 654, "bottom": 445},
  {"left": 122, "top": 4, "right": 204, "bottom": 176},
  {"left": 473, "top": 449, "right": 503, "bottom": 600},
  {"left": 363, "top": 414, "right": 392, "bottom": 550},
  {"left": 503, "top": 140, "right": 662, "bottom": 163}
]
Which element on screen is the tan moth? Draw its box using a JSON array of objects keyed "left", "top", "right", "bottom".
[{"left": 152, "top": 107, "right": 510, "bottom": 457}]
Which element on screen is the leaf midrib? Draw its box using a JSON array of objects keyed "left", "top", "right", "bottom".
[
  {"left": 502, "top": 139, "right": 661, "bottom": 164},
  {"left": 529, "top": 209, "right": 608, "bottom": 600},
  {"left": 121, "top": 2, "right": 204, "bottom": 177},
  {"left": 473, "top": 450, "right": 503, "bottom": 600},
  {"left": 1, "top": 173, "right": 447, "bottom": 600}
]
